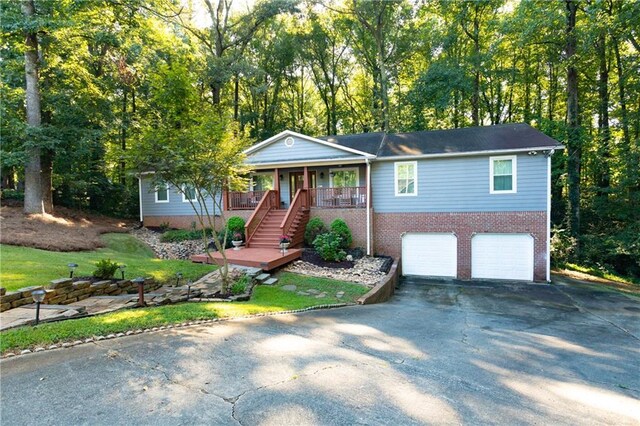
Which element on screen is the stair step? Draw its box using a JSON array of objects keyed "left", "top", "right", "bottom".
[
  {"left": 256, "top": 273, "right": 271, "bottom": 282},
  {"left": 263, "top": 278, "right": 278, "bottom": 285}
]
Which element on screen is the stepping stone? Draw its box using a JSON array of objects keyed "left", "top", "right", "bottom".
[
  {"left": 264, "top": 278, "right": 279, "bottom": 286},
  {"left": 307, "top": 289, "right": 320, "bottom": 295},
  {"left": 256, "top": 273, "right": 271, "bottom": 282},
  {"left": 315, "top": 292, "right": 327, "bottom": 298},
  {"left": 297, "top": 291, "right": 310, "bottom": 296}
]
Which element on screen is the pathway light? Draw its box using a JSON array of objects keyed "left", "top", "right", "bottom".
[{"left": 32, "top": 289, "right": 46, "bottom": 326}]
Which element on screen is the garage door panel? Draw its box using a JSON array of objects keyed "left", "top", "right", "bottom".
[
  {"left": 472, "top": 234, "right": 533, "bottom": 281},
  {"left": 402, "top": 233, "right": 457, "bottom": 277}
]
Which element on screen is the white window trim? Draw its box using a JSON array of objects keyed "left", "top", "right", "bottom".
[
  {"left": 394, "top": 161, "right": 418, "bottom": 197},
  {"left": 490, "top": 155, "right": 517, "bottom": 194},
  {"left": 182, "top": 184, "right": 197, "bottom": 202},
  {"left": 154, "top": 183, "right": 170, "bottom": 203},
  {"left": 329, "top": 167, "right": 360, "bottom": 188},
  {"left": 249, "top": 172, "right": 275, "bottom": 191}
]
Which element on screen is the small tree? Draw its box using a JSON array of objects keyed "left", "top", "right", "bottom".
[{"left": 132, "top": 63, "right": 250, "bottom": 293}]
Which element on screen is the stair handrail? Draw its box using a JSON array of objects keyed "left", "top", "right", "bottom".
[
  {"left": 245, "top": 190, "right": 277, "bottom": 245},
  {"left": 280, "top": 188, "right": 308, "bottom": 240}
]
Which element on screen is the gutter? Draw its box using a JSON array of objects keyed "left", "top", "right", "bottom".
[
  {"left": 545, "top": 149, "right": 555, "bottom": 282},
  {"left": 137, "top": 175, "right": 144, "bottom": 224},
  {"left": 375, "top": 146, "right": 565, "bottom": 161},
  {"left": 366, "top": 158, "right": 372, "bottom": 256}
]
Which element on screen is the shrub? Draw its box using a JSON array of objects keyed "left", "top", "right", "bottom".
[
  {"left": 304, "top": 217, "right": 327, "bottom": 246},
  {"left": 161, "top": 229, "right": 213, "bottom": 243},
  {"left": 330, "top": 218, "right": 352, "bottom": 249},
  {"left": 231, "top": 275, "right": 249, "bottom": 295},
  {"left": 227, "top": 216, "right": 246, "bottom": 240},
  {"left": 313, "top": 233, "right": 347, "bottom": 262},
  {"left": 0, "top": 189, "right": 24, "bottom": 201},
  {"left": 159, "top": 221, "right": 171, "bottom": 232},
  {"left": 93, "top": 259, "right": 119, "bottom": 279}
]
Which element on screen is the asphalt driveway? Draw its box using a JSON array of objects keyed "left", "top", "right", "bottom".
[{"left": 1, "top": 276, "right": 639, "bottom": 425}]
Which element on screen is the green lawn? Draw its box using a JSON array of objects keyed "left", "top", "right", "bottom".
[
  {"left": 0, "top": 233, "right": 214, "bottom": 292},
  {"left": 0, "top": 272, "right": 369, "bottom": 353}
]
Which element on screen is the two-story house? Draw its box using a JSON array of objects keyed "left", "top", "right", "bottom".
[{"left": 138, "top": 123, "right": 562, "bottom": 282}]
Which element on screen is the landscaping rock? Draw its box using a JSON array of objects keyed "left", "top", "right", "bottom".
[
  {"left": 49, "top": 278, "right": 73, "bottom": 289},
  {"left": 0, "top": 287, "right": 5, "bottom": 296},
  {"left": 130, "top": 227, "right": 204, "bottom": 260},
  {"left": 1, "top": 292, "right": 22, "bottom": 303},
  {"left": 263, "top": 278, "right": 278, "bottom": 285},
  {"left": 284, "top": 256, "right": 387, "bottom": 287},
  {"left": 281, "top": 284, "right": 297, "bottom": 292},
  {"left": 72, "top": 281, "right": 91, "bottom": 290}
]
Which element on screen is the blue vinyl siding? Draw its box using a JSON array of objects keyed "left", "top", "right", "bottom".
[
  {"left": 371, "top": 154, "right": 547, "bottom": 212},
  {"left": 247, "top": 136, "right": 353, "bottom": 164},
  {"left": 140, "top": 177, "right": 220, "bottom": 217}
]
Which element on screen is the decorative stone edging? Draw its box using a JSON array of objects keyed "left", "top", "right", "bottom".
[
  {"left": 357, "top": 258, "right": 400, "bottom": 305},
  {"left": 1, "top": 303, "right": 352, "bottom": 359}
]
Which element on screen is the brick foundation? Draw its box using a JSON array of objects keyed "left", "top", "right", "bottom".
[
  {"left": 373, "top": 211, "right": 547, "bottom": 281},
  {"left": 144, "top": 211, "right": 254, "bottom": 231}
]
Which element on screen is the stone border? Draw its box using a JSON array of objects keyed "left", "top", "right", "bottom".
[
  {"left": 1, "top": 303, "right": 352, "bottom": 359},
  {"left": 356, "top": 258, "right": 400, "bottom": 305}
]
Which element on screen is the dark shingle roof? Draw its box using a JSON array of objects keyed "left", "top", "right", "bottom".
[{"left": 322, "top": 123, "right": 561, "bottom": 158}]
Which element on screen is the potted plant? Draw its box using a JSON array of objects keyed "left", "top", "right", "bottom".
[
  {"left": 279, "top": 235, "right": 291, "bottom": 252},
  {"left": 231, "top": 232, "right": 243, "bottom": 250}
]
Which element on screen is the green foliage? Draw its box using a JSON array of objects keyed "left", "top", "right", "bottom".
[
  {"left": 226, "top": 216, "right": 246, "bottom": 239},
  {"left": 92, "top": 258, "right": 119, "bottom": 279},
  {"left": 304, "top": 217, "right": 328, "bottom": 246},
  {"left": 231, "top": 275, "right": 249, "bottom": 295},
  {"left": 330, "top": 219, "right": 352, "bottom": 249},
  {"left": 158, "top": 222, "right": 171, "bottom": 233},
  {"left": 160, "top": 229, "right": 213, "bottom": 243},
  {"left": 0, "top": 189, "right": 24, "bottom": 200},
  {"left": 313, "top": 233, "right": 347, "bottom": 262},
  {"left": 551, "top": 228, "right": 576, "bottom": 267}
]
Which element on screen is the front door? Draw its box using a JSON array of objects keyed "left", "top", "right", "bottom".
[{"left": 289, "top": 171, "right": 316, "bottom": 202}]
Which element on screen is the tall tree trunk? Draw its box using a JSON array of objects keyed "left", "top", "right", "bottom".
[
  {"left": 120, "top": 88, "right": 127, "bottom": 184},
  {"left": 22, "top": 0, "right": 44, "bottom": 214},
  {"left": 596, "top": 30, "right": 610, "bottom": 197},
  {"left": 41, "top": 150, "right": 53, "bottom": 212},
  {"left": 565, "top": 0, "right": 581, "bottom": 256}
]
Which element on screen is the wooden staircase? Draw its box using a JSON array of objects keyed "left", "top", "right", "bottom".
[{"left": 245, "top": 189, "right": 310, "bottom": 249}]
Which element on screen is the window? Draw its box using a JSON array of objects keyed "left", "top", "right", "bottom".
[
  {"left": 250, "top": 173, "right": 274, "bottom": 191},
  {"left": 490, "top": 156, "right": 517, "bottom": 194},
  {"left": 330, "top": 168, "right": 359, "bottom": 188},
  {"left": 182, "top": 184, "right": 197, "bottom": 202},
  {"left": 394, "top": 161, "right": 417, "bottom": 196},
  {"left": 155, "top": 183, "right": 169, "bottom": 203}
]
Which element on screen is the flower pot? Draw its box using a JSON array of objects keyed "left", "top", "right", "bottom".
[
  {"left": 232, "top": 240, "right": 243, "bottom": 251},
  {"left": 279, "top": 242, "right": 290, "bottom": 252}
]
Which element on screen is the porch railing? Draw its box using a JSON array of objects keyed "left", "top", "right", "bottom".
[
  {"left": 280, "top": 188, "right": 309, "bottom": 245},
  {"left": 228, "top": 190, "right": 267, "bottom": 210},
  {"left": 245, "top": 190, "right": 278, "bottom": 245},
  {"left": 309, "top": 186, "right": 367, "bottom": 208}
]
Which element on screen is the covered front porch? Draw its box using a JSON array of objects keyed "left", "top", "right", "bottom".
[{"left": 223, "top": 164, "right": 369, "bottom": 211}]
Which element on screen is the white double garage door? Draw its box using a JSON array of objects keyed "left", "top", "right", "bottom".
[{"left": 402, "top": 232, "right": 534, "bottom": 281}]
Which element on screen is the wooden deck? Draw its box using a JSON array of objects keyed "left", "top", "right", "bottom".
[{"left": 190, "top": 248, "right": 302, "bottom": 271}]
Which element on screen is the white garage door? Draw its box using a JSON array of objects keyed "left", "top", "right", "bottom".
[
  {"left": 472, "top": 234, "right": 534, "bottom": 281},
  {"left": 402, "top": 233, "right": 457, "bottom": 278}
]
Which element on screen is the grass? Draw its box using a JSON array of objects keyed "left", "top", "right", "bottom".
[
  {"left": 562, "top": 263, "right": 640, "bottom": 285},
  {"left": 0, "top": 233, "right": 214, "bottom": 292},
  {"left": 0, "top": 272, "right": 369, "bottom": 353}
]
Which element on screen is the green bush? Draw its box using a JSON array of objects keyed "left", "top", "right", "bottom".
[
  {"left": 313, "top": 233, "right": 347, "bottom": 262},
  {"left": 159, "top": 222, "right": 171, "bottom": 232},
  {"left": 93, "top": 259, "right": 120, "bottom": 279},
  {"left": 227, "top": 216, "right": 246, "bottom": 239},
  {"left": 304, "top": 217, "right": 327, "bottom": 246},
  {"left": 231, "top": 275, "right": 249, "bottom": 295},
  {"left": 0, "top": 189, "right": 24, "bottom": 201},
  {"left": 330, "top": 218, "right": 352, "bottom": 249},
  {"left": 161, "top": 229, "right": 213, "bottom": 243}
]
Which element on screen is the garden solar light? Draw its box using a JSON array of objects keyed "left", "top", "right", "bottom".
[
  {"left": 67, "top": 263, "right": 78, "bottom": 278},
  {"left": 175, "top": 272, "right": 183, "bottom": 287},
  {"left": 119, "top": 264, "right": 127, "bottom": 280},
  {"left": 132, "top": 277, "right": 146, "bottom": 307},
  {"left": 186, "top": 280, "right": 192, "bottom": 300},
  {"left": 32, "top": 289, "right": 46, "bottom": 326}
]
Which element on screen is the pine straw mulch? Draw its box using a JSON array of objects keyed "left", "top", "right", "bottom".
[{"left": 0, "top": 204, "right": 131, "bottom": 252}]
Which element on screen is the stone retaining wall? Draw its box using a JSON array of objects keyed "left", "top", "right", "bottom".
[
  {"left": 356, "top": 258, "right": 400, "bottom": 305},
  {"left": 0, "top": 278, "right": 162, "bottom": 312}
]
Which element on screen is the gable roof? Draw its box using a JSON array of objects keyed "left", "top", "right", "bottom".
[
  {"left": 320, "top": 132, "right": 385, "bottom": 156},
  {"left": 244, "top": 130, "right": 375, "bottom": 158}
]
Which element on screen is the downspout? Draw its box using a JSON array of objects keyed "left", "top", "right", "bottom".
[
  {"left": 366, "top": 158, "right": 371, "bottom": 256},
  {"left": 546, "top": 150, "right": 555, "bottom": 282},
  {"left": 137, "top": 175, "right": 144, "bottom": 225}
]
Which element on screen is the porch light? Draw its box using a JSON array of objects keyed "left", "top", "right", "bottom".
[
  {"left": 175, "top": 272, "right": 183, "bottom": 287},
  {"left": 329, "top": 172, "right": 335, "bottom": 178},
  {"left": 320, "top": 172, "right": 324, "bottom": 179},
  {"left": 67, "top": 263, "right": 78, "bottom": 278},
  {"left": 118, "top": 264, "right": 127, "bottom": 280},
  {"left": 279, "top": 174, "right": 283, "bottom": 180},
  {"left": 32, "top": 289, "right": 46, "bottom": 325}
]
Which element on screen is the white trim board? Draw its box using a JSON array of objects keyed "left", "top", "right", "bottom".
[
  {"left": 489, "top": 155, "right": 517, "bottom": 194},
  {"left": 244, "top": 130, "right": 376, "bottom": 158}
]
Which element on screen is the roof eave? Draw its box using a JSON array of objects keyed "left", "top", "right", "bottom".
[{"left": 376, "top": 146, "right": 564, "bottom": 161}]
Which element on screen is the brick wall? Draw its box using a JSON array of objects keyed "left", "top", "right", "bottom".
[
  {"left": 373, "top": 211, "right": 547, "bottom": 281},
  {"left": 309, "top": 208, "right": 368, "bottom": 249},
  {"left": 145, "top": 211, "right": 253, "bottom": 231}
]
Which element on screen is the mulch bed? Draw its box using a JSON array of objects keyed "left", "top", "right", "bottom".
[{"left": 301, "top": 249, "right": 354, "bottom": 269}]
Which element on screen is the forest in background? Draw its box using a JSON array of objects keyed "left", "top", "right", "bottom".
[{"left": 1, "top": 0, "right": 639, "bottom": 278}]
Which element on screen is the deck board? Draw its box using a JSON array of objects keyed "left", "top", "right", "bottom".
[{"left": 190, "top": 248, "right": 301, "bottom": 271}]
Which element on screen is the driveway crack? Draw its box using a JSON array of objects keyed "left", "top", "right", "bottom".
[{"left": 552, "top": 286, "right": 640, "bottom": 342}]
